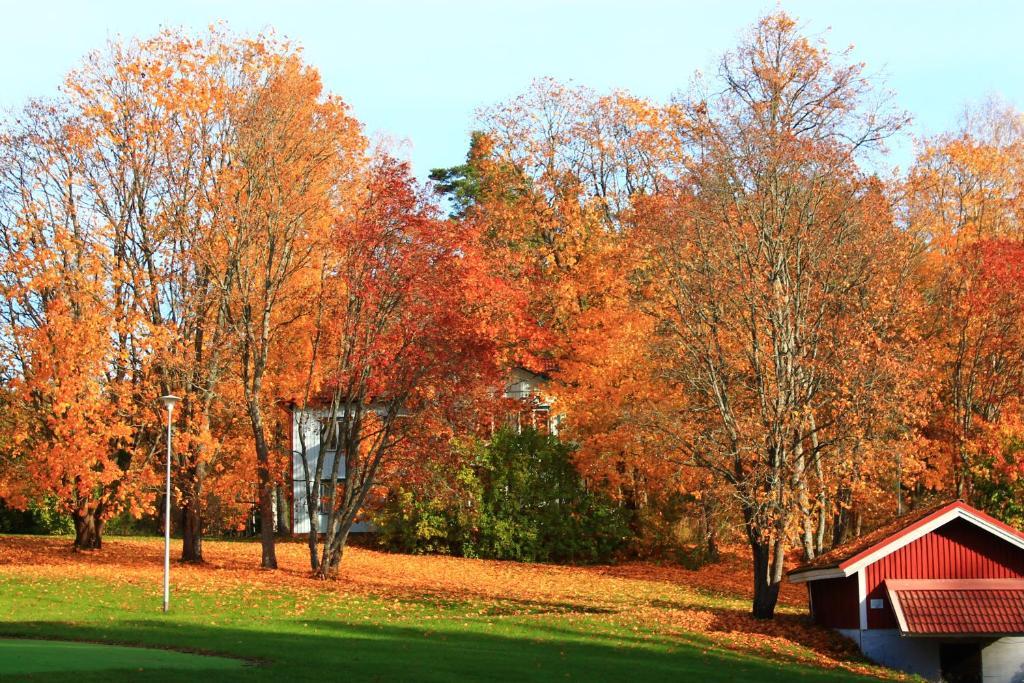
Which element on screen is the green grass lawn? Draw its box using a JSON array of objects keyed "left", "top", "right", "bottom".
[
  {"left": 0, "top": 638, "right": 246, "bottom": 675},
  {"left": 0, "top": 537, "right": 890, "bottom": 682},
  {"left": 0, "top": 576, "right": 877, "bottom": 682}
]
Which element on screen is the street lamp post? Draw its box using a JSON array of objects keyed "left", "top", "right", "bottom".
[{"left": 159, "top": 395, "right": 180, "bottom": 613}]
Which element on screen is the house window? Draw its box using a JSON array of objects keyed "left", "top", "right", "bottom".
[
  {"left": 533, "top": 406, "right": 551, "bottom": 434},
  {"left": 505, "top": 380, "right": 531, "bottom": 400}
]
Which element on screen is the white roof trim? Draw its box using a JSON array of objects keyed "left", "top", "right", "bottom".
[
  {"left": 788, "top": 567, "right": 847, "bottom": 583},
  {"left": 885, "top": 583, "right": 910, "bottom": 634},
  {"left": 858, "top": 570, "right": 867, "bottom": 631},
  {"left": 789, "top": 505, "right": 1024, "bottom": 584}
]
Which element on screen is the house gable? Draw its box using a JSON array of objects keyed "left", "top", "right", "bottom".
[
  {"left": 789, "top": 501, "right": 1024, "bottom": 583},
  {"left": 863, "top": 516, "right": 1024, "bottom": 629}
]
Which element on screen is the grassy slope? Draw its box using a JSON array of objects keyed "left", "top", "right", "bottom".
[{"left": 0, "top": 536, "right": 906, "bottom": 682}]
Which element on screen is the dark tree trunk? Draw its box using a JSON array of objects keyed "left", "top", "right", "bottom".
[
  {"left": 706, "top": 521, "right": 720, "bottom": 563},
  {"left": 750, "top": 540, "right": 781, "bottom": 619},
  {"left": 180, "top": 499, "right": 203, "bottom": 563},
  {"left": 306, "top": 480, "right": 321, "bottom": 572},
  {"left": 316, "top": 525, "right": 350, "bottom": 580},
  {"left": 700, "top": 494, "right": 720, "bottom": 562},
  {"left": 832, "top": 484, "right": 853, "bottom": 548},
  {"left": 276, "top": 483, "right": 291, "bottom": 536},
  {"left": 252, "top": 418, "right": 278, "bottom": 569},
  {"left": 72, "top": 508, "right": 104, "bottom": 550},
  {"left": 744, "top": 500, "right": 784, "bottom": 620}
]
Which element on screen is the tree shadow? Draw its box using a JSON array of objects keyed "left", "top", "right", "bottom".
[{"left": 0, "top": 617, "right": 877, "bottom": 683}]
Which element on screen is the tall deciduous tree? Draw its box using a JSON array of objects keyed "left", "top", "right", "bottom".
[
  {"left": 291, "top": 158, "right": 505, "bottom": 578},
  {"left": 215, "top": 48, "right": 365, "bottom": 569},
  {"left": 561, "top": 14, "right": 916, "bottom": 619},
  {"left": 640, "top": 14, "right": 909, "bottom": 617},
  {"left": 908, "top": 100, "right": 1024, "bottom": 499},
  {"left": 0, "top": 102, "right": 162, "bottom": 549}
]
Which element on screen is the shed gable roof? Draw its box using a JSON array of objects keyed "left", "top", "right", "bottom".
[
  {"left": 885, "top": 579, "right": 1024, "bottom": 636},
  {"left": 789, "top": 501, "right": 1024, "bottom": 583}
]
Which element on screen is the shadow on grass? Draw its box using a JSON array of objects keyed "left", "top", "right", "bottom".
[
  {"left": 0, "top": 616, "right": 878, "bottom": 683},
  {"left": 636, "top": 599, "right": 872, "bottom": 673}
]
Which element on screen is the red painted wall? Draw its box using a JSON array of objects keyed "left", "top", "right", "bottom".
[
  {"left": 809, "top": 575, "right": 859, "bottom": 629},
  {"left": 863, "top": 517, "right": 1024, "bottom": 629}
]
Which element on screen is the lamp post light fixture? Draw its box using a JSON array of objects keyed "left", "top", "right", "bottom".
[{"left": 158, "top": 395, "right": 180, "bottom": 613}]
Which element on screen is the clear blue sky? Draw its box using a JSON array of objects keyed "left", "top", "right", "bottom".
[{"left": 1, "top": 0, "right": 1021, "bottom": 178}]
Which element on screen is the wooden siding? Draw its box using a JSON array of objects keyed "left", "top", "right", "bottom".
[
  {"left": 864, "top": 517, "right": 1024, "bottom": 629},
  {"left": 809, "top": 575, "right": 860, "bottom": 629}
]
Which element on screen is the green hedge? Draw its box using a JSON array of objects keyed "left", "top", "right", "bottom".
[{"left": 375, "top": 428, "right": 631, "bottom": 564}]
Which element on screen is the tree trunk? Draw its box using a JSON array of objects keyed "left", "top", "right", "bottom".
[
  {"left": 750, "top": 539, "right": 781, "bottom": 619},
  {"left": 72, "top": 508, "right": 104, "bottom": 550},
  {"left": 256, "top": 453, "right": 278, "bottom": 569},
  {"left": 306, "top": 478, "right": 321, "bottom": 572},
  {"left": 793, "top": 437, "right": 817, "bottom": 562},
  {"left": 276, "top": 483, "right": 291, "bottom": 536},
  {"left": 249, "top": 401, "right": 278, "bottom": 569},
  {"left": 744, "top": 501, "right": 784, "bottom": 619},
  {"left": 706, "top": 522, "right": 720, "bottom": 563},
  {"left": 832, "top": 484, "right": 853, "bottom": 548},
  {"left": 180, "top": 499, "right": 203, "bottom": 563},
  {"left": 700, "top": 494, "right": 720, "bottom": 562},
  {"left": 315, "top": 525, "right": 351, "bottom": 580}
]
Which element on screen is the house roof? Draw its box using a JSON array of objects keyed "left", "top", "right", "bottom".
[
  {"left": 885, "top": 579, "right": 1024, "bottom": 636},
  {"left": 789, "top": 500, "right": 1024, "bottom": 583}
]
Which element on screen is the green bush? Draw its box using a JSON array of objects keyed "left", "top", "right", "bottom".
[
  {"left": 375, "top": 428, "right": 631, "bottom": 564},
  {"left": 105, "top": 511, "right": 160, "bottom": 536},
  {"left": 30, "top": 499, "right": 74, "bottom": 535},
  {"left": 0, "top": 497, "right": 73, "bottom": 535},
  {"left": 0, "top": 501, "right": 34, "bottom": 533}
]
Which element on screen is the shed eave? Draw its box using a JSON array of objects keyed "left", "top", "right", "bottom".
[
  {"left": 897, "top": 631, "right": 1024, "bottom": 638},
  {"left": 787, "top": 566, "right": 850, "bottom": 583}
]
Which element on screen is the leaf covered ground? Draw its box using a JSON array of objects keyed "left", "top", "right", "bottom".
[{"left": 0, "top": 536, "right": 912, "bottom": 681}]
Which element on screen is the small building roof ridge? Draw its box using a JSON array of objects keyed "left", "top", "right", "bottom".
[{"left": 789, "top": 500, "right": 1024, "bottom": 580}]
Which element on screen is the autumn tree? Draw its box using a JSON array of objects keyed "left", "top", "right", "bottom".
[
  {"left": 908, "top": 100, "right": 1024, "bottom": 500},
  {"left": 213, "top": 46, "right": 365, "bottom": 570},
  {"left": 0, "top": 28, "right": 368, "bottom": 564},
  {"left": 428, "top": 80, "right": 676, "bottom": 370},
  {"left": 288, "top": 158, "right": 504, "bottom": 578},
  {"left": 0, "top": 101, "right": 162, "bottom": 549},
  {"left": 562, "top": 14, "right": 915, "bottom": 619},
  {"left": 652, "top": 14, "right": 912, "bottom": 617},
  {"left": 50, "top": 32, "right": 232, "bottom": 562}
]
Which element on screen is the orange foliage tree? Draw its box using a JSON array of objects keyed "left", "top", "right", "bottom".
[
  {"left": 208, "top": 40, "right": 365, "bottom": 570},
  {"left": 0, "top": 28, "right": 368, "bottom": 565},
  {"left": 284, "top": 158, "right": 507, "bottom": 578},
  {"left": 559, "top": 14, "right": 921, "bottom": 619},
  {"left": 0, "top": 101, "right": 162, "bottom": 549},
  {"left": 908, "top": 100, "right": 1024, "bottom": 500}
]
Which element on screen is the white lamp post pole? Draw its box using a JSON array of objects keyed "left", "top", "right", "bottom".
[{"left": 159, "top": 395, "right": 180, "bottom": 613}]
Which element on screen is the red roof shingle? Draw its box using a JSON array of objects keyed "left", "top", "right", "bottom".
[
  {"left": 886, "top": 579, "right": 1024, "bottom": 635},
  {"left": 789, "top": 500, "right": 957, "bottom": 576}
]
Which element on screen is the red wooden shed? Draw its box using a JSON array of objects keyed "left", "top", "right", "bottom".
[{"left": 789, "top": 501, "right": 1024, "bottom": 683}]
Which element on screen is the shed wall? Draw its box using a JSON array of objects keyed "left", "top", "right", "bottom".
[
  {"left": 864, "top": 518, "right": 1024, "bottom": 629},
  {"left": 810, "top": 575, "right": 859, "bottom": 629}
]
